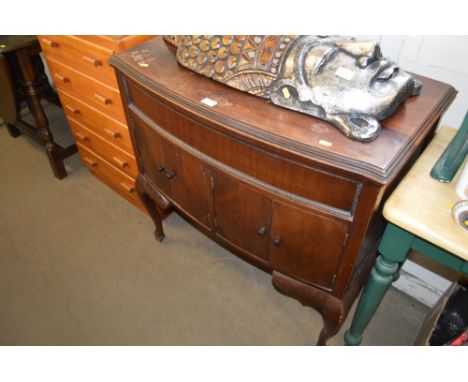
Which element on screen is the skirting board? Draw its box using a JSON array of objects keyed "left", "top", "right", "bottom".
[{"left": 392, "top": 259, "right": 452, "bottom": 307}]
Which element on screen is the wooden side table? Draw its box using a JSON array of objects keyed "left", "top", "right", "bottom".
[
  {"left": 0, "top": 35, "right": 77, "bottom": 179},
  {"left": 344, "top": 126, "right": 468, "bottom": 345}
]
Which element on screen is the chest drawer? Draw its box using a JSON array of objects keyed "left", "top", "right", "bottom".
[
  {"left": 46, "top": 57, "right": 125, "bottom": 123},
  {"left": 39, "top": 35, "right": 118, "bottom": 88},
  {"left": 59, "top": 90, "right": 134, "bottom": 154},
  {"left": 69, "top": 117, "right": 138, "bottom": 178},
  {"left": 77, "top": 142, "right": 141, "bottom": 208}
]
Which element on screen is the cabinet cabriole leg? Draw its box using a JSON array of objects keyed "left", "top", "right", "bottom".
[
  {"left": 272, "top": 271, "right": 345, "bottom": 346},
  {"left": 136, "top": 174, "right": 166, "bottom": 242},
  {"left": 316, "top": 296, "right": 344, "bottom": 346}
]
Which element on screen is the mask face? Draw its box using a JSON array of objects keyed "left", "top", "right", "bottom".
[
  {"left": 269, "top": 36, "right": 422, "bottom": 141},
  {"left": 172, "top": 35, "right": 422, "bottom": 142}
]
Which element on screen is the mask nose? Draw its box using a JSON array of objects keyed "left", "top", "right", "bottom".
[
  {"left": 358, "top": 44, "right": 382, "bottom": 67},
  {"left": 337, "top": 40, "right": 382, "bottom": 67}
]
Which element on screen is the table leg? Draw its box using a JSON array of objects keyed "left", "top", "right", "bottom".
[
  {"left": 6, "top": 123, "right": 21, "bottom": 138},
  {"left": 16, "top": 49, "right": 67, "bottom": 179},
  {"left": 344, "top": 224, "right": 414, "bottom": 345}
]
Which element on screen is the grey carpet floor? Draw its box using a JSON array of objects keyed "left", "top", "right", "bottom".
[{"left": 0, "top": 104, "right": 429, "bottom": 345}]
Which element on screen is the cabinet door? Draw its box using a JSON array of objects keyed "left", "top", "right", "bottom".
[
  {"left": 131, "top": 116, "right": 172, "bottom": 197},
  {"left": 212, "top": 172, "right": 272, "bottom": 261},
  {"left": 270, "top": 201, "right": 349, "bottom": 289},
  {"left": 163, "top": 141, "right": 212, "bottom": 229}
]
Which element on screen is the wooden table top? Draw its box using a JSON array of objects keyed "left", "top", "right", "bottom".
[
  {"left": 0, "top": 35, "right": 37, "bottom": 54},
  {"left": 383, "top": 125, "right": 468, "bottom": 260}
]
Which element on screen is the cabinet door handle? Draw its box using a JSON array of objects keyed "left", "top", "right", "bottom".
[
  {"left": 272, "top": 237, "right": 282, "bottom": 246},
  {"left": 42, "top": 38, "right": 58, "bottom": 47},
  {"left": 156, "top": 165, "right": 165, "bottom": 172},
  {"left": 120, "top": 182, "right": 135, "bottom": 193},
  {"left": 75, "top": 131, "right": 89, "bottom": 142},
  {"left": 257, "top": 227, "right": 268, "bottom": 236},
  {"left": 104, "top": 128, "right": 120, "bottom": 139},
  {"left": 94, "top": 93, "right": 111, "bottom": 104},
  {"left": 165, "top": 171, "right": 176, "bottom": 180},
  {"left": 112, "top": 156, "right": 128, "bottom": 168},
  {"left": 83, "top": 55, "right": 102, "bottom": 66},
  {"left": 83, "top": 157, "right": 97, "bottom": 167},
  {"left": 54, "top": 73, "right": 70, "bottom": 83},
  {"left": 65, "top": 104, "right": 80, "bottom": 115}
]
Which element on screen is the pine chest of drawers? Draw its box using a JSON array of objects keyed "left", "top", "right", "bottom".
[
  {"left": 110, "top": 37, "right": 456, "bottom": 344},
  {"left": 39, "top": 35, "right": 153, "bottom": 209}
]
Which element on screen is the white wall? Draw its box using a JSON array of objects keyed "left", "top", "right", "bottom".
[{"left": 380, "top": 36, "right": 468, "bottom": 129}]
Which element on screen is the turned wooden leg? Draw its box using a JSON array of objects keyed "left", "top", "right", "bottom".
[
  {"left": 393, "top": 262, "right": 403, "bottom": 282},
  {"left": 136, "top": 174, "right": 165, "bottom": 241},
  {"left": 6, "top": 123, "right": 21, "bottom": 138},
  {"left": 344, "top": 224, "right": 413, "bottom": 345},
  {"left": 16, "top": 49, "right": 67, "bottom": 179},
  {"left": 344, "top": 254, "right": 400, "bottom": 345}
]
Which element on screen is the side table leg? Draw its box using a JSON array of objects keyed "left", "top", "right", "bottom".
[
  {"left": 344, "top": 223, "right": 414, "bottom": 345},
  {"left": 16, "top": 49, "right": 67, "bottom": 179},
  {"left": 6, "top": 123, "right": 21, "bottom": 138}
]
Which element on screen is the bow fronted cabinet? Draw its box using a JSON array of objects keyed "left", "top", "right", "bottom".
[{"left": 109, "top": 37, "right": 456, "bottom": 345}]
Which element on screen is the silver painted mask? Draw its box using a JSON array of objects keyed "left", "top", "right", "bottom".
[
  {"left": 269, "top": 36, "right": 422, "bottom": 141},
  {"left": 171, "top": 35, "right": 422, "bottom": 142}
]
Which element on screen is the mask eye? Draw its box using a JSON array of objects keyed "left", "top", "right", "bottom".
[
  {"left": 305, "top": 46, "right": 338, "bottom": 76},
  {"left": 313, "top": 47, "right": 338, "bottom": 74}
]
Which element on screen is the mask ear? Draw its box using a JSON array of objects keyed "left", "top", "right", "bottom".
[{"left": 328, "top": 114, "right": 381, "bottom": 142}]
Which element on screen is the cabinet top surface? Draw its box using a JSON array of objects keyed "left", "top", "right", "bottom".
[{"left": 110, "top": 37, "right": 456, "bottom": 184}]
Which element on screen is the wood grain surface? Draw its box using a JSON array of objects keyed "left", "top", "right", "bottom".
[
  {"left": 109, "top": 37, "right": 456, "bottom": 184},
  {"left": 384, "top": 126, "right": 468, "bottom": 260}
]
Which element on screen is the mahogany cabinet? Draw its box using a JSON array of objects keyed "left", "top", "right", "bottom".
[{"left": 110, "top": 37, "right": 456, "bottom": 345}]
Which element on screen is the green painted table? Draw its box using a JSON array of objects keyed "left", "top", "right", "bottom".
[{"left": 345, "top": 126, "right": 468, "bottom": 346}]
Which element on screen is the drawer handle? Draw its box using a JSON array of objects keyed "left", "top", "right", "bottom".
[
  {"left": 83, "top": 55, "right": 102, "bottom": 67},
  {"left": 65, "top": 105, "right": 80, "bottom": 115},
  {"left": 75, "top": 132, "right": 89, "bottom": 142},
  {"left": 83, "top": 157, "right": 97, "bottom": 167},
  {"left": 257, "top": 227, "right": 268, "bottom": 236},
  {"left": 156, "top": 164, "right": 165, "bottom": 172},
  {"left": 120, "top": 182, "right": 135, "bottom": 193},
  {"left": 165, "top": 171, "right": 176, "bottom": 180},
  {"left": 112, "top": 156, "right": 128, "bottom": 168},
  {"left": 94, "top": 93, "right": 112, "bottom": 105},
  {"left": 272, "top": 237, "right": 282, "bottom": 246},
  {"left": 104, "top": 128, "right": 121, "bottom": 139},
  {"left": 42, "top": 38, "right": 58, "bottom": 48},
  {"left": 54, "top": 73, "right": 70, "bottom": 83}
]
